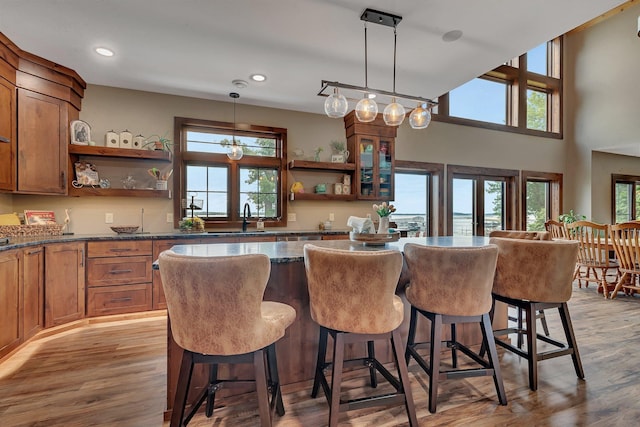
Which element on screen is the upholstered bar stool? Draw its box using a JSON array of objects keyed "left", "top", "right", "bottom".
[
  {"left": 489, "top": 230, "right": 552, "bottom": 341},
  {"left": 403, "top": 243, "right": 506, "bottom": 413},
  {"left": 158, "top": 250, "right": 296, "bottom": 427},
  {"left": 303, "top": 244, "right": 417, "bottom": 427},
  {"left": 488, "top": 237, "right": 583, "bottom": 391}
]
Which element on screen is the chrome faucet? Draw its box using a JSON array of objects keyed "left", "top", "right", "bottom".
[{"left": 242, "top": 203, "right": 251, "bottom": 232}]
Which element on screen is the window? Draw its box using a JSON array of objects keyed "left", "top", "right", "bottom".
[
  {"left": 393, "top": 161, "right": 444, "bottom": 236},
  {"left": 612, "top": 174, "right": 640, "bottom": 223},
  {"left": 447, "top": 165, "right": 518, "bottom": 236},
  {"left": 174, "top": 117, "right": 287, "bottom": 229},
  {"left": 521, "top": 171, "right": 562, "bottom": 231},
  {"left": 436, "top": 38, "right": 562, "bottom": 138}
]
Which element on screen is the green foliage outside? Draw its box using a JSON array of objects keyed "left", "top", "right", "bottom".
[{"left": 233, "top": 137, "right": 278, "bottom": 218}]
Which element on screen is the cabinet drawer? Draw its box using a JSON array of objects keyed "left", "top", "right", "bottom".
[
  {"left": 86, "top": 255, "right": 152, "bottom": 287},
  {"left": 87, "top": 240, "right": 152, "bottom": 258},
  {"left": 87, "top": 283, "right": 152, "bottom": 317}
]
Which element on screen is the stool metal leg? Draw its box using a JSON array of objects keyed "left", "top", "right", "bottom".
[
  {"left": 480, "top": 313, "right": 507, "bottom": 405},
  {"left": 405, "top": 306, "right": 418, "bottom": 365},
  {"left": 253, "top": 349, "right": 272, "bottom": 427},
  {"left": 329, "top": 332, "right": 345, "bottom": 427},
  {"left": 171, "top": 350, "right": 195, "bottom": 427},
  {"left": 311, "top": 327, "right": 328, "bottom": 398},
  {"left": 558, "top": 302, "right": 585, "bottom": 380},
  {"left": 391, "top": 328, "right": 418, "bottom": 426},
  {"left": 429, "top": 314, "right": 443, "bottom": 413},
  {"left": 205, "top": 364, "right": 218, "bottom": 417},
  {"left": 266, "top": 343, "right": 285, "bottom": 416},
  {"left": 367, "top": 340, "right": 378, "bottom": 388},
  {"left": 525, "top": 304, "right": 538, "bottom": 391}
]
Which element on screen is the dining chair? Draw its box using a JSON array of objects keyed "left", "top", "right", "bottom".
[
  {"left": 403, "top": 243, "right": 506, "bottom": 413},
  {"left": 488, "top": 237, "right": 583, "bottom": 391},
  {"left": 609, "top": 222, "right": 640, "bottom": 298},
  {"left": 303, "top": 244, "right": 417, "bottom": 427},
  {"left": 158, "top": 250, "right": 296, "bottom": 427},
  {"left": 565, "top": 220, "right": 619, "bottom": 298},
  {"left": 545, "top": 219, "right": 569, "bottom": 239}
]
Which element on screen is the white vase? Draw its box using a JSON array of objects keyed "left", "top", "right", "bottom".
[{"left": 378, "top": 216, "right": 389, "bottom": 234}]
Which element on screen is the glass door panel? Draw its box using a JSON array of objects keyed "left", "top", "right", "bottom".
[
  {"left": 484, "top": 180, "right": 505, "bottom": 234},
  {"left": 452, "top": 178, "right": 475, "bottom": 236},
  {"left": 358, "top": 137, "right": 375, "bottom": 198}
]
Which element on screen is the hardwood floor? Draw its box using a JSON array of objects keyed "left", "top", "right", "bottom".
[{"left": 2, "top": 286, "right": 640, "bottom": 426}]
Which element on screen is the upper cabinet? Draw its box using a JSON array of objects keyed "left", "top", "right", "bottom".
[
  {"left": 344, "top": 111, "right": 397, "bottom": 200},
  {"left": 0, "top": 32, "right": 85, "bottom": 195}
]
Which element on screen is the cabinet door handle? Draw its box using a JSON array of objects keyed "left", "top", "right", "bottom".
[
  {"left": 80, "top": 248, "right": 84, "bottom": 267},
  {"left": 0, "top": 136, "right": 9, "bottom": 143},
  {"left": 109, "top": 248, "right": 133, "bottom": 253},
  {"left": 109, "top": 297, "right": 133, "bottom": 303},
  {"left": 108, "top": 269, "right": 134, "bottom": 274},
  {"left": 60, "top": 170, "right": 66, "bottom": 190},
  {"left": 26, "top": 248, "right": 43, "bottom": 255}
]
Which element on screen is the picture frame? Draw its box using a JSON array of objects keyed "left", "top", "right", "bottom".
[
  {"left": 24, "top": 210, "right": 57, "bottom": 225},
  {"left": 331, "top": 154, "right": 345, "bottom": 163},
  {"left": 70, "top": 120, "right": 91, "bottom": 145}
]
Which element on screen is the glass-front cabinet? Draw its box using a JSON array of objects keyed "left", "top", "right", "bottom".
[{"left": 350, "top": 134, "right": 395, "bottom": 200}]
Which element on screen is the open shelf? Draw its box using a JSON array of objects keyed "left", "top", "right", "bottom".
[
  {"left": 289, "top": 192, "right": 355, "bottom": 201},
  {"left": 288, "top": 160, "right": 355, "bottom": 171},
  {"left": 67, "top": 187, "right": 171, "bottom": 198},
  {"left": 69, "top": 145, "right": 172, "bottom": 162}
]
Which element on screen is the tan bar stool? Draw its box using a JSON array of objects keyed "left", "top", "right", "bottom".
[
  {"left": 303, "top": 244, "right": 417, "bottom": 427},
  {"left": 488, "top": 237, "right": 583, "bottom": 391},
  {"left": 403, "top": 243, "right": 507, "bottom": 413},
  {"left": 158, "top": 250, "right": 296, "bottom": 427}
]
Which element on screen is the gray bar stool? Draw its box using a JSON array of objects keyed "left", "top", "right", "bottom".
[{"left": 158, "top": 250, "right": 296, "bottom": 427}]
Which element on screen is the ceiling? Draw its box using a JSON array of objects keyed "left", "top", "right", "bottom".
[{"left": 0, "top": 0, "right": 629, "bottom": 116}]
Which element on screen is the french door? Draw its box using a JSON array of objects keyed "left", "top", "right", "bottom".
[{"left": 447, "top": 165, "right": 518, "bottom": 236}]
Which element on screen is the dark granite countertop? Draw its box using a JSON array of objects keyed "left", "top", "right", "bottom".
[{"left": 0, "top": 229, "right": 351, "bottom": 252}]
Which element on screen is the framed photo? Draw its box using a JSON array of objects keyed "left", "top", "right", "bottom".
[
  {"left": 70, "top": 120, "right": 91, "bottom": 145},
  {"left": 331, "top": 154, "right": 345, "bottom": 163},
  {"left": 24, "top": 210, "right": 57, "bottom": 225}
]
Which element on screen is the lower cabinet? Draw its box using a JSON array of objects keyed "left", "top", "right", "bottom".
[
  {"left": 86, "top": 240, "right": 152, "bottom": 316},
  {"left": 45, "top": 242, "right": 85, "bottom": 328},
  {"left": 0, "top": 250, "right": 21, "bottom": 359},
  {"left": 23, "top": 246, "right": 44, "bottom": 340}
]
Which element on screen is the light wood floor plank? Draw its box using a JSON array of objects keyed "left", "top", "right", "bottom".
[{"left": 1, "top": 286, "right": 640, "bottom": 426}]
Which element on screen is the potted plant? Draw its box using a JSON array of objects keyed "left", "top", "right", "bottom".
[
  {"left": 142, "top": 134, "right": 173, "bottom": 151},
  {"left": 558, "top": 210, "right": 586, "bottom": 224}
]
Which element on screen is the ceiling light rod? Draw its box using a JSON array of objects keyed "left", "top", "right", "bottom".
[{"left": 318, "top": 80, "right": 437, "bottom": 108}]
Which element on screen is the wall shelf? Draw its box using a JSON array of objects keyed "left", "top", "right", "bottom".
[
  {"left": 289, "top": 192, "right": 356, "bottom": 201},
  {"left": 67, "top": 187, "right": 170, "bottom": 198},
  {"left": 288, "top": 160, "right": 355, "bottom": 171},
  {"left": 69, "top": 145, "right": 172, "bottom": 162}
]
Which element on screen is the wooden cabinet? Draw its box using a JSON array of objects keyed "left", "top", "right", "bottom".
[
  {"left": 0, "top": 78, "right": 16, "bottom": 191},
  {"left": 23, "top": 246, "right": 44, "bottom": 340},
  {"left": 344, "top": 111, "right": 397, "bottom": 200},
  {"left": 0, "top": 250, "right": 21, "bottom": 359},
  {"left": 0, "top": 32, "right": 85, "bottom": 196},
  {"left": 44, "top": 242, "right": 85, "bottom": 327},
  {"left": 68, "top": 145, "right": 172, "bottom": 198},
  {"left": 287, "top": 160, "right": 356, "bottom": 201},
  {"left": 17, "top": 89, "right": 69, "bottom": 194},
  {"left": 350, "top": 134, "right": 395, "bottom": 200},
  {"left": 86, "top": 240, "right": 153, "bottom": 316}
]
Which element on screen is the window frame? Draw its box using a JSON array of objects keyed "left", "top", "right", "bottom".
[
  {"left": 611, "top": 174, "right": 640, "bottom": 223},
  {"left": 394, "top": 160, "right": 445, "bottom": 236},
  {"left": 173, "top": 117, "right": 287, "bottom": 229},
  {"left": 434, "top": 37, "right": 562, "bottom": 139},
  {"left": 520, "top": 170, "right": 563, "bottom": 230}
]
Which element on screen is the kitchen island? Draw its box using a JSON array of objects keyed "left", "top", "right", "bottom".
[{"left": 160, "top": 237, "right": 498, "bottom": 418}]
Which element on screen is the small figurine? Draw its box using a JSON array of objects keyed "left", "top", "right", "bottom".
[{"left": 290, "top": 182, "right": 304, "bottom": 193}]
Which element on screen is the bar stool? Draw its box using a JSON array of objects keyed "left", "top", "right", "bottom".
[
  {"left": 488, "top": 237, "right": 583, "bottom": 391},
  {"left": 403, "top": 243, "right": 506, "bottom": 413},
  {"left": 158, "top": 250, "right": 296, "bottom": 427},
  {"left": 303, "top": 244, "right": 417, "bottom": 427}
]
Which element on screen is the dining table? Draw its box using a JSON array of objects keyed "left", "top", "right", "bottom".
[{"left": 157, "top": 235, "right": 504, "bottom": 418}]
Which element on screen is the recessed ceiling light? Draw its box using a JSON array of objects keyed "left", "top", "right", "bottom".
[
  {"left": 442, "top": 30, "right": 463, "bottom": 43},
  {"left": 95, "top": 47, "right": 114, "bottom": 57},
  {"left": 232, "top": 79, "right": 248, "bottom": 89},
  {"left": 250, "top": 74, "right": 267, "bottom": 82}
]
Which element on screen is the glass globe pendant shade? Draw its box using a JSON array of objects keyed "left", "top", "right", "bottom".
[
  {"left": 227, "top": 140, "right": 244, "bottom": 160},
  {"left": 409, "top": 103, "right": 432, "bottom": 129},
  {"left": 383, "top": 98, "right": 406, "bottom": 126},
  {"left": 355, "top": 95, "right": 378, "bottom": 122},
  {"left": 324, "top": 88, "right": 348, "bottom": 118}
]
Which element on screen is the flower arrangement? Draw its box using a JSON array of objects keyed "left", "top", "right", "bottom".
[
  {"left": 179, "top": 217, "right": 205, "bottom": 231},
  {"left": 373, "top": 202, "right": 396, "bottom": 218}
]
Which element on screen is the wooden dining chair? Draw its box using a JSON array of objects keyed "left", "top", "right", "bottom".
[
  {"left": 545, "top": 219, "right": 569, "bottom": 239},
  {"left": 565, "top": 220, "right": 619, "bottom": 298},
  {"left": 609, "top": 222, "right": 640, "bottom": 298}
]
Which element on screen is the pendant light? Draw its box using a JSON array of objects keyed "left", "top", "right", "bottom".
[
  {"left": 324, "top": 87, "right": 348, "bottom": 118},
  {"left": 383, "top": 26, "right": 405, "bottom": 126},
  {"left": 355, "top": 22, "right": 378, "bottom": 122},
  {"left": 409, "top": 102, "right": 432, "bottom": 129},
  {"left": 227, "top": 92, "right": 244, "bottom": 160}
]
